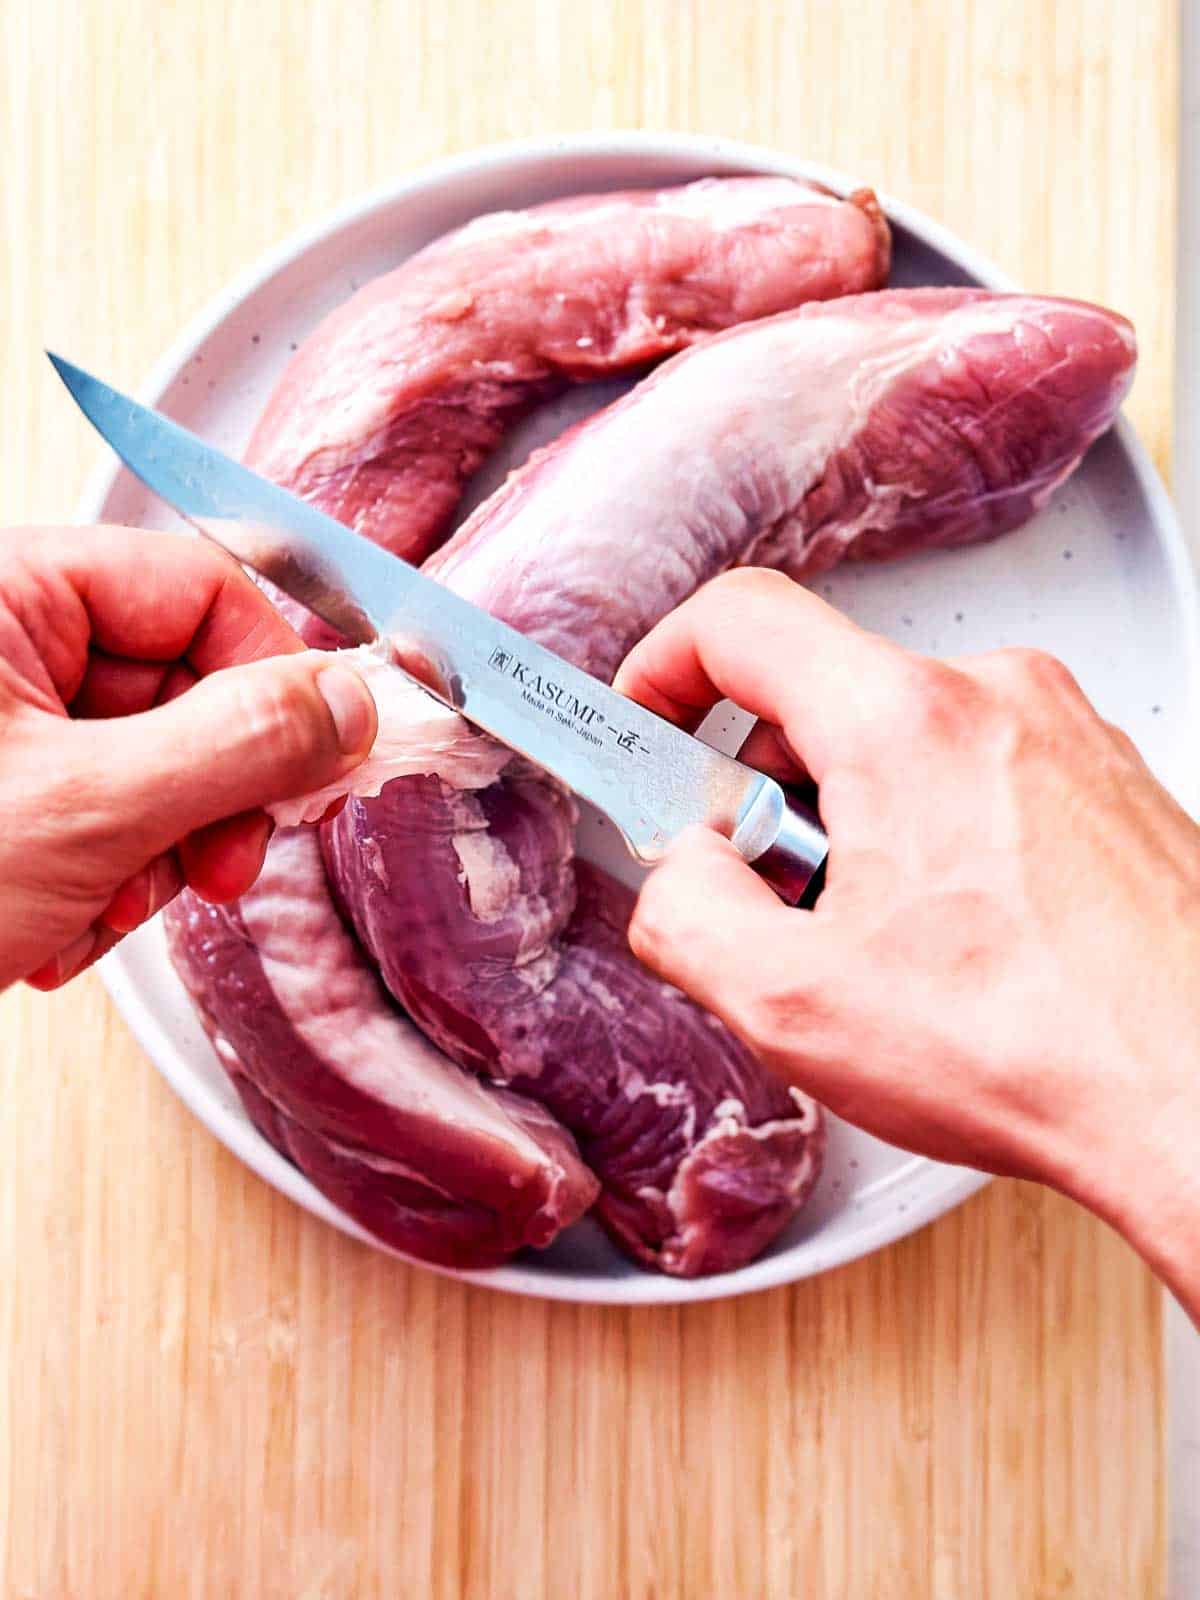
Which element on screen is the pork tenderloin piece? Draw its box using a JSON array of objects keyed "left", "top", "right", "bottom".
[
  {"left": 429, "top": 288, "right": 1138, "bottom": 677},
  {"left": 166, "top": 827, "right": 598, "bottom": 1268},
  {"left": 247, "top": 176, "right": 891, "bottom": 565}
]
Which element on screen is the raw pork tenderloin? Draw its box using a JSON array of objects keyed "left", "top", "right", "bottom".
[
  {"left": 167, "top": 177, "right": 891, "bottom": 1272},
  {"left": 248, "top": 176, "right": 890, "bottom": 565},
  {"left": 327, "top": 288, "right": 1135, "bottom": 1271},
  {"left": 166, "top": 196, "right": 1135, "bottom": 1274}
]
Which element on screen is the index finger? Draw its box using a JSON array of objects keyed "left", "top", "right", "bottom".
[
  {"left": 613, "top": 568, "right": 913, "bottom": 782},
  {"left": 27, "top": 525, "right": 305, "bottom": 674}
]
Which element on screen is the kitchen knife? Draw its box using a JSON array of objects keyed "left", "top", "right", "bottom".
[{"left": 49, "top": 354, "right": 828, "bottom": 905}]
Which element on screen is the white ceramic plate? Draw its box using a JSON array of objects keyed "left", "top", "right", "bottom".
[{"left": 85, "top": 133, "right": 1200, "bottom": 1305}]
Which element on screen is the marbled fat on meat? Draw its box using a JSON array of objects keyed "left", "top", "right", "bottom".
[
  {"left": 326, "top": 773, "right": 826, "bottom": 1273},
  {"left": 429, "top": 289, "right": 1138, "bottom": 678}
]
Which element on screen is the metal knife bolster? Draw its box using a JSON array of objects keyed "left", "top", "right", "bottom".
[
  {"left": 732, "top": 781, "right": 828, "bottom": 907},
  {"left": 751, "top": 799, "right": 828, "bottom": 907}
]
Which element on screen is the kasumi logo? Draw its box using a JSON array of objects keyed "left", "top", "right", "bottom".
[{"left": 488, "top": 647, "right": 605, "bottom": 727}]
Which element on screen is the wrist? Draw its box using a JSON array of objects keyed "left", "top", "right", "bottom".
[{"left": 1050, "top": 1068, "right": 1200, "bottom": 1319}]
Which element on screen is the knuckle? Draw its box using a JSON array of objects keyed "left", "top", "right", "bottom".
[
  {"left": 903, "top": 658, "right": 957, "bottom": 708},
  {"left": 626, "top": 911, "right": 655, "bottom": 971},
  {"left": 1102, "top": 719, "right": 1141, "bottom": 762},
  {"left": 980, "top": 646, "right": 1079, "bottom": 699},
  {"left": 630, "top": 864, "right": 683, "bottom": 961},
  {"left": 881, "top": 660, "right": 980, "bottom": 746}
]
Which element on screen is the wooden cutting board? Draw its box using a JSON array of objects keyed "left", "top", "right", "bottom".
[{"left": 0, "top": 2, "right": 1175, "bottom": 1594}]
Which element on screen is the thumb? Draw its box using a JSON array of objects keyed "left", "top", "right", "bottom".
[{"left": 71, "top": 651, "right": 378, "bottom": 862}]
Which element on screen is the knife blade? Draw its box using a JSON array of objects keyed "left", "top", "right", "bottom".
[{"left": 49, "top": 353, "right": 827, "bottom": 903}]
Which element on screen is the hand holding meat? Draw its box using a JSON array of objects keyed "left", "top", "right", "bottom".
[
  {"left": 618, "top": 569, "right": 1200, "bottom": 1316},
  {"left": 0, "top": 526, "right": 376, "bottom": 990}
]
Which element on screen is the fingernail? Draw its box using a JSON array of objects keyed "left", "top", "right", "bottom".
[
  {"left": 318, "top": 666, "right": 376, "bottom": 756},
  {"left": 25, "top": 927, "right": 96, "bottom": 991},
  {"left": 56, "top": 927, "right": 98, "bottom": 980}
]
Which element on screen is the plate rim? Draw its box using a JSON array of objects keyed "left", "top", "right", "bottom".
[{"left": 83, "top": 129, "right": 1200, "bottom": 1305}]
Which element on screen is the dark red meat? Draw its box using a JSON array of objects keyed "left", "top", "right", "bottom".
[{"left": 166, "top": 827, "right": 597, "bottom": 1267}]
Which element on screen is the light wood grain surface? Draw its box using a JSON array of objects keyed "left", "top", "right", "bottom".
[{"left": 0, "top": 2, "right": 1177, "bottom": 1595}]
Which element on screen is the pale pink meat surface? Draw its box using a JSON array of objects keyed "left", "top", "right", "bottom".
[
  {"left": 246, "top": 177, "right": 890, "bottom": 563},
  {"left": 167, "top": 215, "right": 1136, "bottom": 1277},
  {"left": 429, "top": 288, "right": 1137, "bottom": 679}
]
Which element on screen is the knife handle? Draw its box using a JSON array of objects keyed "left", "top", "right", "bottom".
[{"left": 750, "top": 791, "right": 828, "bottom": 909}]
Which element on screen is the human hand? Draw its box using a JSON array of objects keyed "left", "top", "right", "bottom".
[
  {"left": 615, "top": 569, "right": 1200, "bottom": 1313},
  {"left": 0, "top": 526, "right": 377, "bottom": 991}
]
